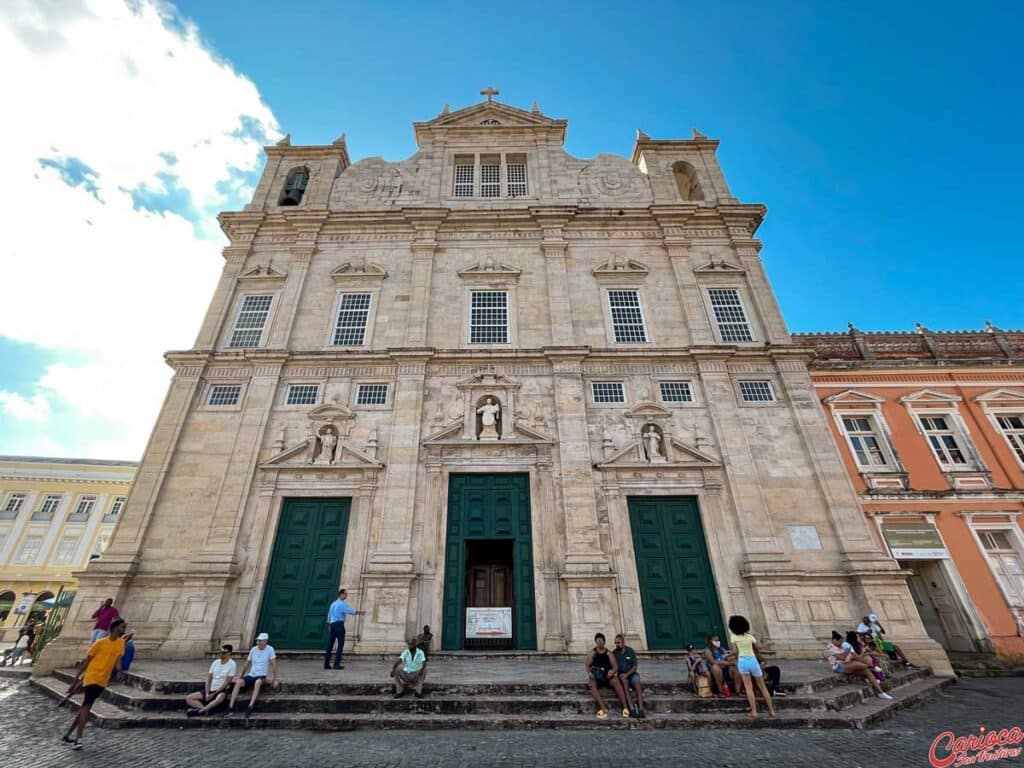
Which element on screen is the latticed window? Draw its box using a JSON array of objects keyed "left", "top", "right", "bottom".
[
  {"left": 107, "top": 497, "right": 126, "bottom": 518},
  {"left": 208, "top": 385, "right": 241, "bottom": 406},
  {"left": 454, "top": 163, "right": 474, "bottom": 197},
  {"left": 3, "top": 493, "right": 26, "bottom": 514},
  {"left": 841, "top": 416, "right": 889, "bottom": 467},
  {"left": 608, "top": 290, "right": 649, "bottom": 343},
  {"left": 356, "top": 383, "right": 388, "bottom": 406},
  {"left": 17, "top": 536, "right": 43, "bottom": 563},
  {"left": 286, "top": 384, "right": 319, "bottom": 406},
  {"left": 469, "top": 291, "right": 509, "bottom": 343},
  {"left": 660, "top": 381, "right": 693, "bottom": 403},
  {"left": 996, "top": 414, "right": 1024, "bottom": 464},
  {"left": 34, "top": 494, "right": 62, "bottom": 521},
  {"left": 333, "top": 292, "right": 371, "bottom": 346},
  {"left": 739, "top": 380, "right": 775, "bottom": 403},
  {"left": 481, "top": 162, "right": 500, "bottom": 197},
  {"left": 708, "top": 288, "right": 754, "bottom": 343},
  {"left": 70, "top": 495, "right": 97, "bottom": 521},
  {"left": 592, "top": 381, "right": 625, "bottom": 404},
  {"left": 54, "top": 536, "right": 79, "bottom": 564},
  {"left": 228, "top": 294, "right": 273, "bottom": 348},
  {"left": 507, "top": 163, "right": 527, "bottom": 196},
  {"left": 919, "top": 415, "right": 969, "bottom": 465}
]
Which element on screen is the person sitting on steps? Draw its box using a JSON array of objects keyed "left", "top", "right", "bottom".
[
  {"left": 585, "top": 632, "right": 630, "bottom": 720},
  {"left": 185, "top": 644, "right": 236, "bottom": 717},
  {"left": 613, "top": 633, "right": 646, "bottom": 718},
  {"left": 825, "top": 630, "right": 892, "bottom": 700},
  {"left": 864, "top": 613, "right": 917, "bottom": 669},
  {"left": 702, "top": 633, "right": 732, "bottom": 697},
  {"left": 391, "top": 637, "right": 427, "bottom": 699},
  {"left": 224, "top": 632, "right": 278, "bottom": 719},
  {"left": 727, "top": 614, "right": 777, "bottom": 720}
]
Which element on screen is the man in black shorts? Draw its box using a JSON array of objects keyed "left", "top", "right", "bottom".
[
  {"left": 61, "top": 618, "right": 127, "bottom": 750},
  {"left": 585, "top": 632, "right": 630, "bottom": 719}
]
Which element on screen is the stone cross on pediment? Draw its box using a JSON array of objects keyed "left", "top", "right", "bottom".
[{"left": 480, "top": 86, "right": 499, "bottom": 102}]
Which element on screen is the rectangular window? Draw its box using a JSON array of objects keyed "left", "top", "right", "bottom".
[
  {"left": 739, "top": 380, "right": 775, "bottom": 403},
  {"left": 286, "top": 384, "right": 319, "bottom": 406},
  {"left": 17, "top": 535, "right": 43, "bottom": 563},
  {"left": 919, "top": 415, "right": 968, "bottom": 466},
  {"left": 2, "top": 493, "right": 27, "bottom": 514},
  {"left": 996, "top": 414, "right": 1024, "bottom": 464},
  {"left": 480, "top": 158, "right": 500, "bottom": 197},
  {"left": 507, "top": 161, "right": 527, "bottom": 197},
  {"left": 841, "top": 416, "right": 889, "bottom": 467},
  {"left": 356, "top": 383, "right": 388, "bottom": 406},
  {"left": 227, "top": 294, "right": 273, "bottom": 348},
  {"left": 333, "top": 292, "right": 371, "bottom": 346},
  {"left": 33, "top": 494, "right": 62, "bottom": 521},
  {"left": 54, "top": 536, "right": 79, "bottom": 564},
  {"left": 977, "top": 528, "right": 1024, "bottom": 606},
  {"left": 454, "top": 161, "right": 474, "bottom": 197},
  {"left": 208, "top": 385, "right": 241, "bottom": 407},
  {"left": 69, "top": 495, "right": 96, "bottom": 522},
  {"left": 608, "top": 290, "right": 649, "bottom": 343},
  {"left": 469, "top": 290, "right": 509, "bottom": 344},
  {"left": 660, "top": 381, "right": 694, "bottom": 403},
  {"left": 708, "top": 288, "right": 754, "bottom": 343},
  {"left": 592, "top": 381, "right": 626, "bottom": 404},
  {"left": 107, "top": 496, "right": 126, "bottom": 518}
]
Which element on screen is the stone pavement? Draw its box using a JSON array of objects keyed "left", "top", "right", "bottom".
[{"left": 2, "top": 674, "right": 1023, "bottom": 767}]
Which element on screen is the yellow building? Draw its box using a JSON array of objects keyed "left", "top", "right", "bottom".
[{"left": 0, "top": 456, "right": 137, "bottom": 643}]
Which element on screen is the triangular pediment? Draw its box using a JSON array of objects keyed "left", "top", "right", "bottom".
[
  {"left": 456, "top": 370, "right": 522, "bottom": 390},
  {"left": 974, "top": 388, "right": 1024, "bottom": 404},
  {"left": 238, "top": 262, "right": 287, "bottom": 286},
  {"left": 624, "top": 401, "right": 672, "bottom": 420},
  {"left": 331, "top": 261, "right": 388, "bottom": 282},
  {"left": 261, "top": 437, "right": 383, "bottom": 470},
  {"left": 422, "top": 421, "right": 553, "bottom": 446},
  {"left": 823, "top": 389, "right": 885, "bottom": 405},
  {"left": 898, "top": 389, "right": 962, "bottom": 405},
  {"left": 593, "top": 255, "right": 649, "bottom": 281},
  {"left": 458, "top": 259, "right": 521, "bottom": 281},
  {"left": 414, "top": 100, "right": 567, "bottom": 145},
  {"left": 597, "top": 436, "right": 721, "bottom": 470},
  {"left": 308, "top": 403, "right": 356, "bottom": 421},
  {"left": 693, "top": 259, "right": 746, "bottom": 275}
]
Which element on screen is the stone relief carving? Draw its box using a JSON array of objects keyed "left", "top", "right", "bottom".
[
  {"left": 577, "top": 154, "right": 653, "bottom": 204},
  {"left": 330, "top": 157, "right": 408, "bottom": 208}
]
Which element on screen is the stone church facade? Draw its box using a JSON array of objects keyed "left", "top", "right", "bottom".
[{"left": 42, "top": 96, "right": 950, "bottom": 673}]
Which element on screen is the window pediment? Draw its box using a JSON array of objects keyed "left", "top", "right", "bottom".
[
  {"left": 974, "top": 388, "right": 1024, "bottom": 406},
  {"left": 693, "top": 259, "right": 745, "bottom": 276},
  {"left": 593, "top": 254, "right": 649, "bottom": 282},
  {"left": 458, "top": 258, "right": 521, "bottom": 282},
  {"left": 898, "top": 389, "right": 962, "bottom": 406},
  {"left": 238, "top": 262, "right": 287, "bottom": 287},
  {"left": 331, "top": 261, "right": 388, "bottom": 283},
  {"left": 823, "top": 389, "right": 886, "bottom": 406}
]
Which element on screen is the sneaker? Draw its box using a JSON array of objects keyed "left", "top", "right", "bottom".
[
  {"left": 631, "top": 706, "right": 640, "bottom": 718},
  {"left": 872, "top": 666, "right": 882, "bottom": 673},
  {"left": 639, "top": 709, "right": 646, "bottom": 719},
  {"left": 596, "top": 710, "right": 608, "bottom": 720},
  {"left": 906, "top": 662, "right": 920, "bottom": 669},
  {"left": 394, "top": 690, "right": 405, "bottom": 699},
  {"left": 877, "top": 692, "right": 893, "bottom": 700},
  {"left": 721, "top": 685, "right": 731, "bottom": 697},
  {"left": 222, "top": 709, "right": 234, "bottom": 718},
  {"left": 333, "top": 665, "right": 344, "bottom": 670},
  {"left": 244, "top": 704, "right": 253, "bottom": 719},
  {"left": 622, "top": 707, "right": 631, "bottom": 718},
  {"left": 72, "top": 741, "right": 83, "bottom": 751},
  {"left": 773, "top": 690, "right": 788, "bottom": 697},
  {"left": 60, "top": 735, "right": 75, "bottom": 747},
  {"left": 414, "top": 692, "right": 423, "bottom": 699},
  {"left": 186, "top": 708, "right": 200, "bottom": 718}
]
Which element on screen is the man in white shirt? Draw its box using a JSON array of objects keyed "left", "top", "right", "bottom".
[
  {"left": 390, "top": 637, "right": 427, "bottom": 698},
  {"left": 225, "top": 633, "right": 278, "bottom": 718},
  {"left": 185, "top": 644, "right": 236, "bottom": 716}
]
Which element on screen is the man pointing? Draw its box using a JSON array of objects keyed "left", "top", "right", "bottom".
[{"left": 325, "top": 589, "right": 363, "bottom": 670}]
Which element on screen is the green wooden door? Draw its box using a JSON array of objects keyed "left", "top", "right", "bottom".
[
  {"left": 442, "top": 474, "right": 536, "bottom": 650},
  {"left": 256, "top": 498, "right": 350, "bottom": 649},
  {"left": 628, "top": 496, "right": 723, "bottom": 650}
]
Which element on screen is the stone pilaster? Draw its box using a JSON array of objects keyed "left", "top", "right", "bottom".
[
  {"left": 533, "top": 208, "right": 575, "bottom": 346},
  {"left": 403, "top": 209, "right": 447, "bottom": 347},
  {"left": 266, "top": 215, "right": 325, "bottom": 348},
  {"left": 196, "top": 213, "right": 263, "bottom": 349}
]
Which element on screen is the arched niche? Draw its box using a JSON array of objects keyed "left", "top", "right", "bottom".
[
  {"left": 673, "top": 161, "right": 704, "bottom": 202},
  {"left": 475, "top": 394, "right": 503, "bottom": 440},
  {"left": 279, "top": 166, "right": 310, "bottom": 206}
]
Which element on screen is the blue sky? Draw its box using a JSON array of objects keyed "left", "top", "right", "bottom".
[{"left": 0, "top": 0, "right": 1020, "bottom": 459}]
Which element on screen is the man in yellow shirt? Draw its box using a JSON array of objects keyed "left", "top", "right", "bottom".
[{"left": 61, "top": 618, "right": 127, "bottom": 750}]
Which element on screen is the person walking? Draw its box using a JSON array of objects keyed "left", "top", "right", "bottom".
[
  {"left": 324, "top": 588, "right": 363, "bottom": 670},
  {"left": 90, "top": 598, "right": 120, "bottom": 643},
  {"left": 60, "top": 618, "right": 127, "bottom": 750}
]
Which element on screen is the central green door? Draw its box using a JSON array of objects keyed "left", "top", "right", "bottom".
[
  {"left": 442, "top": 474, "right": 537, "bottom": 650},
  {"left": 256, "top": 498, "right": 350, "bottom": 649},
  {"left": 629, "top": 496, "right": 723, "bottom": 649}
]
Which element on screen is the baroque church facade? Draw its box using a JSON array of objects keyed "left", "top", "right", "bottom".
[{"left": 43, "top": 95, "right": 950, "bottom": 672}]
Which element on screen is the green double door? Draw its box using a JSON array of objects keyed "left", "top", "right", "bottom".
[
  {"left": 442, "top": 474, "right": 537, "bottom": 650},
  {"left": 256, "top": 498, "right": 351, "bottom": 649},
  {"left": 629, "top": 496, "right": 723, "bottom": 650}
]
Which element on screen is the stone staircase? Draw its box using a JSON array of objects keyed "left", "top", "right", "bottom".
[{"left": 31, "top": 661, "right": 953, "bottom": 730}]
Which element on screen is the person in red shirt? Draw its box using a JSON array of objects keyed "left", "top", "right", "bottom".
[{"left": 90, "top": 599, "right": 120, "bottom": 643}]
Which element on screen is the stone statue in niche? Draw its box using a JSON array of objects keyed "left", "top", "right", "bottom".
[
  {"left": 304, "top": 423, "right": 319, "bottom": 464},
  {"left": 642, "top": 424, "right": 665, "bottom": 463},
  {"left": 476, "top": 397, "right": 501, "bottom": 440},
  {"left": 319, "top": 426, "right": 338, "bottom": 464}
]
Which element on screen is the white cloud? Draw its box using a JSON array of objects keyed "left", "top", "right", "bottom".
[
  {"left": 0, "top": 0, "right": 280, "bottom": 459},
  {"left": 0, "top": 390, "right": 52, "bottom": 422}
]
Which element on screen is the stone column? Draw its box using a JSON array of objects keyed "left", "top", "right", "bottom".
[
  {"left": 403, "top": 210, "right": 447, "bottom": 347},
  {"left": 533, "top": 208, "right": 576, "bottom": 346}
]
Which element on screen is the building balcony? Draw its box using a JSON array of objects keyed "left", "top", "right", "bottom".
[
  {"left": 30, "top": 511, "right": 54, "bottom": 522},
  {"left": 0, "top": 509, "right": 19, "bottom": 521},
  {"left": 66, "top": 512, "right": 90, "bottom": 523}
]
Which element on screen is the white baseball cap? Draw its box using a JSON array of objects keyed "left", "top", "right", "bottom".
[
  {"left": 256, "top": 632, "right": 269, "bottom": 641},
  {"left": 869, "top": 613, "right": 878, "bottom": 622},
  {"left": 857, "top": 623, "right": 870, "bottom": 633}
]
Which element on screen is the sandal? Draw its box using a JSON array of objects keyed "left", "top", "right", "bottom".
[{"left": 596, "top": 710, "right": 608, "bottom": 719}]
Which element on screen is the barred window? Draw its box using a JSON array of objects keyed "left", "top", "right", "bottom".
[
  {"left": 356, "top": 383, "right": 388, "bottom": 406},
  {"left": 333, "top": 292, "right": 371, "bottom": 346},
  {"left": 228, "top": 294, "right": 273, "bottom": 348},
  {"left": 739, "top": 381, "right": 775, "bottom": 403},
  {"left": 481, "top": 162, "right": 500, "bottom": 197},
  {"left": 454, "top": 163, "right": 474, "bottom": 197},
  {"left": 608, "top": 290, "right": 649, "bottom": 343},
  {"left": 208, "top": 385, "right": 241, "bottom": 406},
  {"left": 507, "top": 163, "right": 527, "bottom": 197},
  {"left": 708, "top": 288, "right": 754, "bottom": 343},
  {"left": 660, "top": 381, "right": 693, "bottom": 403},
  {"left": 469, "top": 290, "right": 509, "bottom": 343},
  {"left": 286, "top": 384, "right": 319, "bottom": 406},
  {"left": 592, "top": 381, "right": 626, "bottom": 404}
]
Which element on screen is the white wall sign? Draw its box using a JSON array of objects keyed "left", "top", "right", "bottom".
[
  {"left": 881, "top": 522, "right": 949, "bottom": 560},
  {"left": 465, "top": 607, "right": 512, "bottom": 639}
]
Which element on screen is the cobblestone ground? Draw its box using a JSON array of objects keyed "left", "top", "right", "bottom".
[{"left": 1, "top": 676, "right": 1022, "bottom": 768}]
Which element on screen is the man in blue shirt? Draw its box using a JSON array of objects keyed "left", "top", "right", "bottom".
[{"left": 325, "top": 589, "right": 362, "bottom": 670}]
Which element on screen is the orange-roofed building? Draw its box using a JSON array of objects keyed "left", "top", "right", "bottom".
[{"left": 798, "top": 324, "right": 1024, "bottom": 663}]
